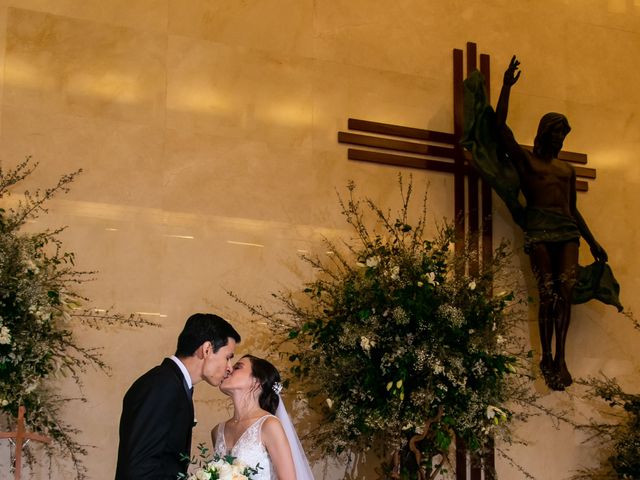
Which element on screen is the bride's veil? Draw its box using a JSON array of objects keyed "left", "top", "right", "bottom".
[{"left": 275, "top": 395, "right": 314, "bottom": 479}]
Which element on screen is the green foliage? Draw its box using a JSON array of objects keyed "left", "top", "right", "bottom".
[
  {"left": 235, "top": 176, "right": 534, "bottom": 478},
  {"left": 0, "top": 158, "right": 155, "bottom": 479},
  {"left": 574, "top": 376, "right": 640, "bottom": 480}
]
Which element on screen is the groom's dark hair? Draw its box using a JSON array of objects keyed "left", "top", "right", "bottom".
[{"left": 175, "top": 313, "right": 240, "bottom": 357}]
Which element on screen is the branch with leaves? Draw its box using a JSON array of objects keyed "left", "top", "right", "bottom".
[
  {"left": 572, "top": 376, "right": 640, "bottom": 480},
  {"left": 232, "top": 175, "right": 540, "bottom": 479},
  {"left": 0, "top": 158, "right": 157, "bottom": 479}
]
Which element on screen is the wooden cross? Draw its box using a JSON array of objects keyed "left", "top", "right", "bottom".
[
  {"left": 0, "top": 406, "right": 52, "bottom": 480},
  {"left": 337, "top": 41, "right": 597, "bottom": 480},
  {"left": 338, "top": 42, "right": 596, "bottom": 278}
]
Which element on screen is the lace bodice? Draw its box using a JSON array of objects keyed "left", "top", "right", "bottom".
[{"left": 214, "top": 415, "right": 276, "bottom": 480}]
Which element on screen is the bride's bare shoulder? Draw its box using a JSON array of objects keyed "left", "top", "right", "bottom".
[{"left": 261, "top": 415, "right": 285, "bottom": 441}]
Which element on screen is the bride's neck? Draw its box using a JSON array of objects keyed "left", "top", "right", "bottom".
[{"left": 231, "top": 394, "right": 262, "bottom": 422}]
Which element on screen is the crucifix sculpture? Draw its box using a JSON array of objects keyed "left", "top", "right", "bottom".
[
  {"left": 337, "top": 41, "right": 601, "bottom": 479},
  {"left": 0, "top": 406, "right": 52, "bottom": 480},
  {"left": 462, "top": 54, "right": 622, "bottom": 393}
]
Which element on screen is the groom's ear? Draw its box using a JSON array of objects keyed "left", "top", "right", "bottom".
[
  {"left": 194, "top": 342, "right": 207, "bottom": 359},
  {"left": 197, "top": 340, "right": 214, "bottom": 359}
]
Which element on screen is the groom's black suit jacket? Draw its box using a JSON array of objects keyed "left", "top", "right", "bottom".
[{"left": 115, "top": 358, "right": 194, "bottom": 480}]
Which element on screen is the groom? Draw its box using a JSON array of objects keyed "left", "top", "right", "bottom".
[{"left": 115, "top": 313, "right": 241, "bottom": 479}]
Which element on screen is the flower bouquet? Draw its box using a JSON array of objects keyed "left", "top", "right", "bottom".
[{"left": 179, "top": 444, "right": 261, "bottom": 480}]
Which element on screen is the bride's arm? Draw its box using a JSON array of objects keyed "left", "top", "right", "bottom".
[
  {"left": 262, "top": 417, "right": 296, "bottom": 480},
  {"left": 211, "top": 425, "right": 218, "bottom": 449}
]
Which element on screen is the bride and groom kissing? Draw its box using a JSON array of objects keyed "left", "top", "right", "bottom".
[{"left": 115, "top": 313, "right": 314, "bottom": 480}]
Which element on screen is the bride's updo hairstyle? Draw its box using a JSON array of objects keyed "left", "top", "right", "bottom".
[{"left": 244, "top": 355, "right": 281, "bottom": 414}]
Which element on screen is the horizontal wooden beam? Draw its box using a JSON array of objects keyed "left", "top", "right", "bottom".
[
  {"left": 348, "top": 118, "right": 456, "bottom": 144},
  {"left": 338, "top": 132, "right": 455, "bottom": 159},
  {"left": 348, "top": 148, "right": 460, "bottom": 173},
  {"left": 574, "top": 165, "right": 596, "bottom": 179},
  {"left": 522, "top": 145, "right": 588, "bottom": 164},
  {"left": 348, "top": 148, "right": 589, "bottom": 191}
]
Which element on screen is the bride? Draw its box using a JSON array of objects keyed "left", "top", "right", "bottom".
[{"left": 212, "top": 355, "right": 314, "bottom": 480}]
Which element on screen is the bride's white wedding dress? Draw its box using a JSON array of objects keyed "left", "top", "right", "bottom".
[{"left": 213, "top": 415, "right": 276, "bottom": 480}]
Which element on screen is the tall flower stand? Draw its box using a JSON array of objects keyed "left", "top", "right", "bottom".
[{"left": 0, "top": 406, "right": 51, "bottom": 480}]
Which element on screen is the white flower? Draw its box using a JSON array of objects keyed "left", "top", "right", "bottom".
[
  {"left": 417, "top": 281, "right": 424, "bottom": 287},
  {"left": 217, "top": 463, "right": 233, "bottom": 480},
  {"left": 232, "top": 458, "right": 248, "bottom": 470},
  {"left": 425, "top": 272, "right": 436, "bottom": 285},
  {"left": 0, "top": 326, "right": 11, "bottom": 345},
  {"left": 486, "top": 405, "right": 507, "bottom": 423},
  {"left": 24, "top": 259, "right": 39, "bottom": 274},
  {"left": 437, "top": 304, "right": 464, "bottom": 327},
  {"left": 469, "top": 280, "right": 476, "bottom": 290},
  {"left": 360, "top": 336, "right": 374, "bottom": 352},
  {"left": 195, "top": 470, "right": 211, "bottom": 480},
  {"left": 365, "top": 256, "right": 380, "bottom": 268},
  {"left": 390, "top": 265, "right": 400, "bottom": 280},
  {"left": 1, "top": 399, "right": 8, "bottom": 407},
  {"left": 326, "top": 398, "right": 333, "bottom": 408}
]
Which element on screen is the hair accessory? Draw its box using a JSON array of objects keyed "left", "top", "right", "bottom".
[{"left": 272, "top": 382, "right": 283, "bottom": 394}]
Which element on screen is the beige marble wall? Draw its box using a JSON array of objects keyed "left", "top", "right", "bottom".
[{"left": 1, "top": 1, "right": 639, "bottom": 478}]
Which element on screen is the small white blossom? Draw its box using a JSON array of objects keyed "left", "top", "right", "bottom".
[
  {"left": 326, "top": 398, "right": 333, "bottom": 408},
  {"left": 469, "top": 280, "right": 477, "bottom": 290},
  {"left": 486, "top": 405, "right": 506, "bottom": 422},
  {"left": 0, "top": 326, "right": 11, "bottom": 345},
  {"left": 437, "top": 304, "right": 465, "bottom": 328},
  {"left": 366, "top": 256, "right": 380, "bottom": 268},
  {"left": 426, "top": 272, "right": 436, "bottom": 285},
  {"left": 196, "top": 470, "right": 211, "bottom": 480},
  {"left": 360, "top": 336, "right": 374, "bottom": 352},
  {"left": 390, "top": 265, "right": 400, "bottom": 280}
]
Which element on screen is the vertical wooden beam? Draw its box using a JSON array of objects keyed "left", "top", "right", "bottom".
[
  {"left": 485, "top": 438, "right": 496, "bottom": 475},
  {"left": 466, "top": 42, "right": 477, "bottom": 73},
  {"left": 14, "top": 406, "right": 25, "bottom": 480},
  {"left": 470, "top": 457, "right": 482, "bottom": 480},
  {"left": 456, "top": 436, "right": 468, "bottom": 480},
  {"left": 453, "top": 48, "right": 465, "bottom": 273},
  {"left": 479, "top": 53, "right": 496, "bottom": 476},
  {"left": 479, "top": 53, "right": 494, "bottom": 271},
  {"left": 466, "top": 42, "right": 480, "bottom": 276}
]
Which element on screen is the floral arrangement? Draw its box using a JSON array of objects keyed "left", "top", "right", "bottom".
[
  {"left": 235, "top": 176, "right": 534, "bottom": 478},
  {"left": 573, "top": 376, "right": 640, "bottom": 480},
  {"left": 179, "top": 443, "right": 261, "bottom": 480},
  {"left": 0, "top": 158, "right": 154, "bottom": 478}
]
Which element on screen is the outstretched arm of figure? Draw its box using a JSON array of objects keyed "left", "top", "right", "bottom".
[
  {"left": 496, "top": 55, "right": 528, "bottom": 170},
  {"left": 262, "top": 417, "right": 296, "bottom": 480},
  {"left": 496, "top": 55, "right": 520, "bottom": 127},
  {"left": 570, "top": 169, "right": 608, "bottom": 262}
]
